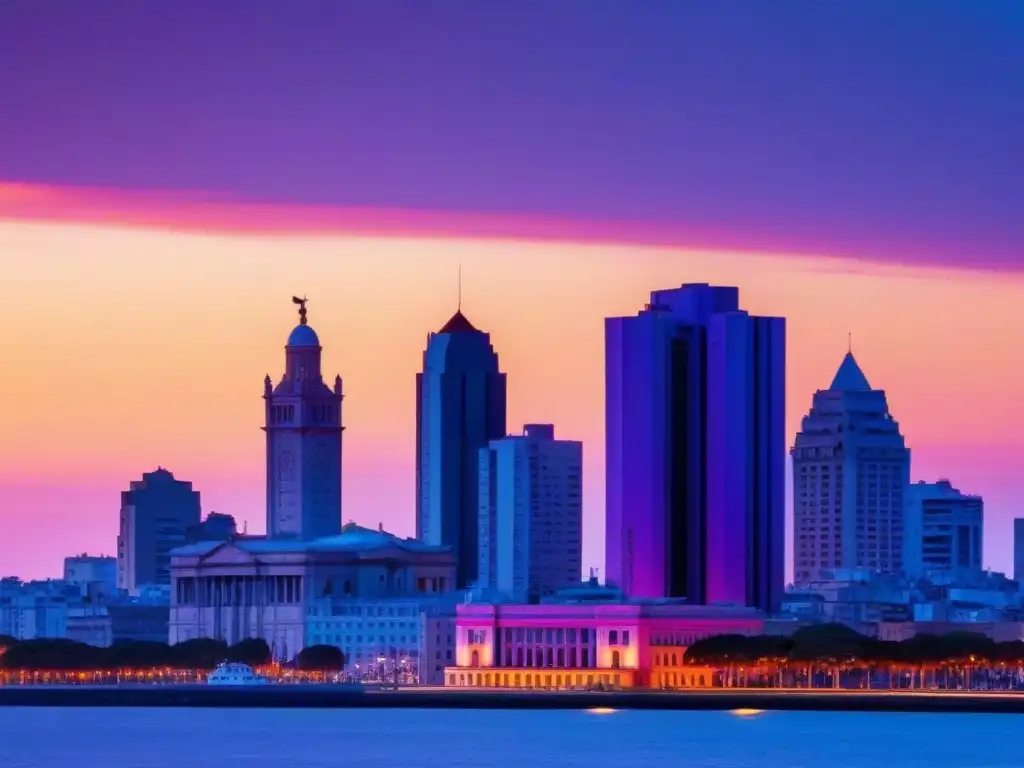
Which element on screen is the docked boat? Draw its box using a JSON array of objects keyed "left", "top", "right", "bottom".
[{"left": 206, "top": 662, "right": 270, "bottom": 686}]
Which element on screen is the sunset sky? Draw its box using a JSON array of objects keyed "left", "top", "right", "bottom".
[{"left": 0, "top": 2, "right": 1021, "bottom": 580}]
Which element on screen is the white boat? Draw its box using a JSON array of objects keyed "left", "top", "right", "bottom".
[{"left": 206, "top": 662, "right": 270, "bottom": 686}]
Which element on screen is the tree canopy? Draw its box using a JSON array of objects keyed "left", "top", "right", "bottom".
[
  {"left": 684, "top": 627, "right": 1015, "bottom": 667},
  {"left": 296, "top": 644, "right": 346, "bottom": 671},
  {"left": 0, "top": 637, "right": 251, "bottom": 671}
]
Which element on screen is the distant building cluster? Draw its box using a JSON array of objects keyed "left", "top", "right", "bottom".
[{"left": 7, "top": 283, "right": 1021, "bottom": 691}]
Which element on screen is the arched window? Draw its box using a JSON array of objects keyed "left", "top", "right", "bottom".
[
  {"left": 611, "top": 650, "right": 621, "bottom": 669},
  {"left": 471, "top": 650, "right": 480, "bottom": 667}
]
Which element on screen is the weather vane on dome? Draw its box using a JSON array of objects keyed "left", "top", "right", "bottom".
[{"left": 292, "top": 295, "right": 309, "bottom": 325}]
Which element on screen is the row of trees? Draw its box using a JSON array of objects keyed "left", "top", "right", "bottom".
[
  {"left": 0, "top": 636, "right": 345, "bottom": 672},
  {"left": 683, "top": 624, "right": 1024, "bottom": 667}
]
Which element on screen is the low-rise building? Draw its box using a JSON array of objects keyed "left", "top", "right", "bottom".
[
  {"left": 66, "top": 588, "right": 171, "bottom": 647},
  {"left": 0, "top": 578, "right": 85, "bottom": 640},
  {"left": 306, "top": 595, "right": 456, "bottom": 684},
  {"left": 169, "top": 522, "right": 456, "bottom": 661},
  {"left": 444, "top": 577, "right": 764, "bottom": 690}
]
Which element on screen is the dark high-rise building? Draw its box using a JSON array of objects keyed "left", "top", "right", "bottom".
[
  {"left": 416, "top": 309, "right": 506, "bottom": 588},
  {"left": 605, "top": 283, "right": 786, "bottom": 612},
  {"left": 117, "top": 468, "right": 201, "bottom": 594}
]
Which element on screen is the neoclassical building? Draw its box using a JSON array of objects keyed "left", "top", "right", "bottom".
[
  {"left": 445, "top": 578, "right": 764, "bottom": 690},
  {"left": 169, "top": 524, "right": 455, "bottom": 661},
  {"left": 169, "top": 300, "right": 456, "bottom": 667}
]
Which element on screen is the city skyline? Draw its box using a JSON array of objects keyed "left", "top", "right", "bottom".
[
  {"left": 1, "top": 192, "right": 1021, "bottom": 582},
  {"left": 0, "top": 1, "right": 1021, "bottom": 584}
]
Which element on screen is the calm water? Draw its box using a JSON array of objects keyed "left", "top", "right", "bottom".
[{"left": 3, "top": 707, "right": 1020, "bottom": 767}]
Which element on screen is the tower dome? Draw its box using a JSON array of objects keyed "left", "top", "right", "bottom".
[
  {"left": 287, "top": 324, "right": 320, "bottom": 347},
  {"left": 286, "top": 295, "right": 320, "bottom": 347}
]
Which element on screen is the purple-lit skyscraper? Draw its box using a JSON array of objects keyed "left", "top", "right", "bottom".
[{"left": 605, "top": 284, "right": 785, "bottom": 612}]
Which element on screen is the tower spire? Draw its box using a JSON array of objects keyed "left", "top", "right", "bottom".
[
  {"left": 848, "top": 332, "right": 852, "bottom": 354},
  {"left": 457, "top": 264, "right": 462, "bottom": 312}
]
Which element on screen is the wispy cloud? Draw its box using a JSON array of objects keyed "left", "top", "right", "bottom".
[{"left": 0, "top": 181, "right": 1018, "bottom": 275}]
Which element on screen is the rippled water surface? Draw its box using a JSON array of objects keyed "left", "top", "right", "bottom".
[{"left": 4, "top": 707, "right": 1020, "bottom": 767}]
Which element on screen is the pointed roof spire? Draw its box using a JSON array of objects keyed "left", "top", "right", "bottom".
[
  {"left": 829, "top": 350, "right": 872, "bottom": 391},
  {"left": 436, "top": 264, "right": 480, "bottom": 333}
]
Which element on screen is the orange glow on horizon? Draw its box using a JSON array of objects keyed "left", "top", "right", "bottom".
[{"left": 0, "top": 182, "right": 1022, "bottom": 580}]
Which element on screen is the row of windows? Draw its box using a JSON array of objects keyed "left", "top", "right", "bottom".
[{"left": 448, "top": 670, "right": 626, "bottom": 689}]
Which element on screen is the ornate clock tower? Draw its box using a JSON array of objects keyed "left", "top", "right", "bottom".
[{"left": 263, "top": 297, "right": 344, "bottom": 540}]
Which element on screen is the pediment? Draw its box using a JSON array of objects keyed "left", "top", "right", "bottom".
[{"left": 198, "top": 542, "right": 259, "bottom": 566}]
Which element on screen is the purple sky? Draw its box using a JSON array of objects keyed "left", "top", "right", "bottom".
[{"left": 1, "top": 1, "right": 1022, "bottom": 267}]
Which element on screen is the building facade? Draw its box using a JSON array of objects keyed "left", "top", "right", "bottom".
[
  {"left": 306, "top": 595, "right": 457, "bottom": 684},
  {"left": 605, "top": 283, "right": 785, "bottom": 611},
  {"left": 0, "top": 578, "right": 84, "bottom": 640},
  {"left": 168, "top": 524, "right": 456, "bottom": 663},
  {"left": 185, "top": 512, "right": 238, "bottom": 544},
  {"left": 478, "top": 424, "right": 583, "bottom": 601},
  {"left": 444, "top": 580, "right": 764, "bottom": 689},
  {"left": 63, "top": 554, "right": 117, "bottom": 599},
  {"left": 791, "top": 351, "right": 911, "bottom": 584},
  {"left": 904, "top": 480, "right": 983, "bottom": 578},
  {"left": 264, "top": 299, "right": 344, "bottom": 540},
  {"left": 66, "top": 588, "right": 171, "bottom": 647},
  {"left": 1015, "top": 519, "right": 1024, "bottom": 585},
  {"left": 416, "top": 308, "right": 507, "bottom": 588},
  {"left": 117, "top": 468, "right": 201, "bottom": 594}
]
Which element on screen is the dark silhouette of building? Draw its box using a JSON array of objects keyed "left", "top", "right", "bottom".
[{"left": 416, "top": 308, "right": 506, "bottom": 588}]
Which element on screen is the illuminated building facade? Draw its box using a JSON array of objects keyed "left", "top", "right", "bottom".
[
  {"left": 444, "top": 579, "right": 764, "bottom": 689},
  {"left": 605, "top": 283, "right": 786, "bottom": 611}
]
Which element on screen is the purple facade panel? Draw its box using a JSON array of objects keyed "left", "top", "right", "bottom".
[
  {"left": 605, "top": 313, "right": 668, "bottom": 597},
  {"left": 604, "top": 317, "right": 624, "bottom": 590},
  {"left": 704, "top": 312, "right": 752, "bottom": 605}
]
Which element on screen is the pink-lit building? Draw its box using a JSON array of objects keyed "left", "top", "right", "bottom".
[{"left": 445, "top": 580, "right": 764, "bottom": 689}]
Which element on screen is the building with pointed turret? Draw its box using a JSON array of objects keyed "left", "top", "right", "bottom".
[
  {"left": 416, "top": 308, "right": 507, "bottom": 589},
  {"left": 791, "top": 350, "right": 911, "bottom": 584},
  {"left": 263, "top": 297, "right": 345, "bottom": 540},
  {"left": 168, "top": 299, "right": 457, "bottom": 672}
]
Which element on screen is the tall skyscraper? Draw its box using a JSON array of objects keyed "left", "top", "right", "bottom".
[
  {"left": 416, "top": 308, "right": 507, "bottom": 588},
  {"left": 477, "top": 424, "right": 583, "bottom": 602},
  {"left": 117, "top": 467, "right": 201, "bottom": 594},
  {"left": 791, "top": 351, "right": 911, "bottom": 584},
  {"left": 605, "top": 284, "right": 785, "bottom": 612},
  {"left": 903, "top": 480, "right": 983, "bottom": 578},
  {"left": 263, "top": 297, "right": 344, "bottom": 540}
]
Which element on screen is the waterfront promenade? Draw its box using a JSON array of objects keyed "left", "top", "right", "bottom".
[{"left": 4, "top": 685, "right": 1024, "bottom": 713}]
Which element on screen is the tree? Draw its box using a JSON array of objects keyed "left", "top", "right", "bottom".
[
  {"left": 171, "top": 638, "right": 229, "bottom": 670},
  {"left": 0, "top": 639, "right": 105, "bottom": 671},
  {"left": 227, "top": 638, "right": 271, "bottom": 666},
  {"left": 108, "top": 641, "right": 173, "bottom": 669},
  {"left": 296, "top": 644, "right": 345, "bottom": 671},
  {"left": 0, "top": 634, "right": 17, "bottom": 648}
]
